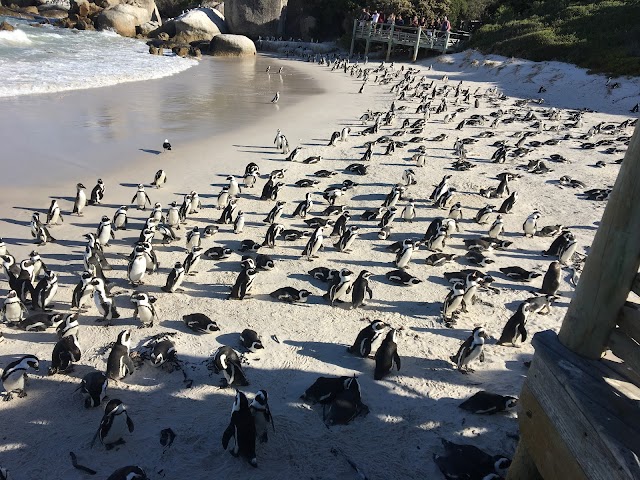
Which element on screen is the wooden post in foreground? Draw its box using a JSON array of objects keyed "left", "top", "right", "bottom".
[
  {"left": 349, "top": 19, "right": 357, "bottom": 56},
  {"left": 442, "top": 31, "right": 450, "bottom": 53},
  {"left": 386, "top": 23, "right": 395, "bottom": 62},
  {"left": 364, "top": 21, "right": 372, "bottom": 57},
  {"left": 558, "top": 123, "right": 640, "bottom": 358},
  {"left": 412, "top": 26, "right": 422, "bottom": 62}
]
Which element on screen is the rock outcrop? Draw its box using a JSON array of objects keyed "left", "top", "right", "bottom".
[
  {"left": 224, "top": 0, "right": 287, "bottom": 38},
  {"left": 209, "top": 33, "right": 256, "bottom": 56},
  {"left": 94, "top": 0, "right": 160, "bottom": 37},
  {"left": 172, "top": 7, "right": 228, "bottom": 44},
  {"left": 0, "top": 20, "right": 15, "bottom": 31}
]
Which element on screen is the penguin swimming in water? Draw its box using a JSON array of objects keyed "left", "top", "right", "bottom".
[
  {"left": 497, "top": 302, "right": 530, "bottom": 347},
  {"left": 250, "top": 389, "right": 275, "bottom": 443},
  {"left": 450, "top": 326, "right": 488, "bottom": 373},
  {"left": 459, "top": 391, "right": 518, "bottom": 415},
  {"left": 222, "top": 390, "right": 257, "bottom": 467},
  {"left": 94, "top": 399, "right": 134, "bottom": 450},
  {"left": 1, "top": 354, "right": 39, "bottom": 400},
  {"left": 106, "top": 330, "right": 134, "bottom": 380},
  {"left": 347, "top": 320, "right": 387, "bottom": 358},
  {"left": 211, "top": 346, "right": 249, "bottom": 387},
  {"left": 77, "top": 371, "right": 108, "bottom": 408},
  {"left": 374, "top": 329, "right": 401, "bottom": 380},
  {"left": 351, "top": 270, "right": 373, "bottom": 309}
]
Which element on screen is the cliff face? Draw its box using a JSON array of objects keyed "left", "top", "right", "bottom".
[{"left": 224, "top": 0, "right": 287, "bottom": 38}]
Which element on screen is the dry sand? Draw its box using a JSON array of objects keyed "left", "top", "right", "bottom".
[{"left": 0, "top": 49, "right": 638, "bottom": 479}]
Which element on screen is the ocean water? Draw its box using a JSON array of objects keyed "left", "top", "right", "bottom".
[{"left": 0, "top": 16, "right": 197, "bottom": 97}]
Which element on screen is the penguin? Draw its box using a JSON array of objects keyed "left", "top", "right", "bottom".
[
  {"left": 77, "top": 371, "right": 108, "bottom": 408},
  {"left": 151, "top": 169, "right": 167, "bottom": 188},
  {"left": 351, "top": 270, "right": 373, "bottom": 309},
  {"left": 163, "top": 139, "right": 172, "bottom": 151},
  {"left": 130, "top": 292, "right": 157, "bottom": 328},
  {"left": 46, "top": 199, "right": 63, "bottom": 225},
  {"left": 96, "top": 216, "right": 115, "bottom": 247},
  {"left": 543, "top": 230, "right": 574, "bottom": 256},
  {"left": 378, "top": 207, "right": 398, "bottom": 229},
  {"left": 270, "top": 287, "right": 311, "bottom": 303},
  {"left": 262, "top": 223, "right": 284, "bottom": 248},
  {"left": 347, "top": 320, "right": 387, "bottom": 357},
  {"left": 395, "top": 240, "right": 414, "bottom": 269},
  {"left": 425, "top": 229, "right": 447, "bottom": 252},
  {"left": 401, "top": 200, "right": 416, "bottom": 222},
  {"left": 148, "top": 339, "right": 176, "bottom": 367},
  {"left": 73, "top": 183, "right": 87, "bottom": 216},
  {"left": 558, "top": 237, "right": 577, "bottom": 265},
  {"left": 385, "top": 269, "right": 422, "bottom": 286},
  {"left": 218, "top": 186, "right": 231, "bottom": 209},
  {"left": 218, "top": 199, "right": 238, "bottom": 224},
  {"left": 374, "top": 329, "right": 401, "bottom": 380},
  {"left": 334, "top": 225, "right": 359, "bottom": 253},
  {"left": 362, "top": 206, "right": 384, "bottom": 221},
  {"left": 227, "top": 175, "right": 241, "bottom": 197},
  {"left": 340, "top": 127, "right": 351, "bottom": 141},
  {"left": 523, "top": 211, "right": 540, "bottom": 237},
  {"left": 229, "top": 268, "right": 257, "bottom": 300},
  {"left": 465, "top": 250, "right": 494, "bottom": 267},
  {"left": 498, "top": 191, "right": 518, "bottom": 214},
  {"left": 499, "top": 266, "right": 541, "bottom": 282},
  {"left": 330, "top": 211, "right": 351, "bottom": 237},
  {"left": 204, "top": 246, "right": 233, "bottom": 260},
  {"left": 243, "top": 171, "right": 258, "bottom": 189},
  {"left": 328, "top": 131, "right": 341, "bottom": 146},
  {"left": 91, "top": 278, "right": 120, "bottom": 322},
  {"left": 240, "top": 329, "right": 263, "bottom": 352},
  {"left": 48, "top": 334, "right": 81, "bottom": 375},
  {"left": 233, "top": 211, "right": 245, "bottom": 234},
  {"left": 254, "top": 254, "right": 274, "bottom": 271},
  {"left": 19, "top": 312, "right": 59, "bottom": 332},
  {"left": 441, "top": 282, "right": 465, "bottom": 325},
  {"left": 324, "top": 376, "right": 369, "bottom": 426},
  {"left": 430, "top": 175, "right": 452, "bottom": 204},
  {"left": 183, "top": 313, "right": 220, "bottom": 333},
  {"left": 131, "top": 184, "right": 151, "bottom": 210},
  {"left": 426, "top": 253, "right": 456, "bottom": 266},
  {"left": 239, "top": 239, "right": 261, "bottom": 252},
  {"left": 541, "top": 261, "right": 561, "bottom": 295},
  {"left": 127, "top": 247, "right": 147, "bottom": 286},
  {"left": 1, "top": 355, "right": 39, "bottom": 400},
  {"left": 449, "top": 202, "right": 463, "bottom": 221},
  {"left": 309, "top": 267, "right": 339, "bottom": 283},
  {"left": 302, "top": 226, "right": 324, "bottom": 261},
  {"left": 402, "top": 169, "right": 417, "bottom": 186},
  {"left": 95, "top": 399, "right": 134, "bottom": 450},
  {"left": 487, "top": 215, "right": 504, "bottom": 239},
  {"left": 32, "top": 270, "right": 58, "bottom": 311},
  {"left": 188, "top": 191, "right": 202, "bottom": 214},
  {"left": 89, "top": 179, "right": 105, "bottom": 205},
  {"left": 475, "top": 205, "right": 495, "bottom": 224},
  {"left": 31, "top": 213, "right": 55, "bottom": 245},
  {"left": 149, "top": 202, "right": 164, "bottom": 224},
  {"left": 250, "top": 389, "right": 275, "bottom": 443},
  {"left": 450, "top": 326, "right": 487, "bottom": 373},
  {"left": 185, "top": 226, "right": 201, "bottom": 252},
  {"left": 162, "top": 261, "right": 185, "bottom": 293},
  {"left": 111, "top": 206, "right": 128, "bottom": 232},
  {"left": 183, "top": 246, "right": 203, "bottom": 275},
  {"left": 271, "top": 91, "right": 280, "bottom": 103},
  {"left": 221, "top": 390, "right": 257, "bottom": 467},
  {"left": 107, "top": 466, "right": 147, "bottom": 480},
  {"left": 2, "top": 290, "right": 28, "bottom": 325},
  {"left": 458, "top": 391, "right": 518, "bottom": 415},
  {"left": 434, "top": 438, "right": 511, "bottom": 479},
  {"left": 301, "top": 376, "right": 351, "bottom": 404},
  {"left": 524, "top": 295, "right": 556, "bottom": 315},
  {"left": 29, "top": 250, "right": 46, "bottom": 279},
  {"left": 212, "top": 346, "right": 249, "bottom": 387},
  {"left": 497, "top": 302, "right": 530, "bottom": 346},
  {"left": 292, "top": 192, "right": 313, "bottom": 218},
  {"left": 106, "top": 330, "right": 134, "bottom": 380}
]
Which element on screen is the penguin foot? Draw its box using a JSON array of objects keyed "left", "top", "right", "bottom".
[
  {"left": 230, "top": 450, "right": 239, "bottom": 458},
  {"left": 17, "top": 390, "right": 27, "bottom": 398},
  {"left": 250, "top": 458, "right": 258, "bottom": 468},
  {"left": 3, "top": 393, "right": 13, "bottom": 401}
]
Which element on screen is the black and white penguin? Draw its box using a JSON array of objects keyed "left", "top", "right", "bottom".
[
  {"left": 487, "top": 215, "right": 504, "bottom": 239},
  {"left": 441, "top": 282, "right": 465, "bottom": 325},
  {"left": 347, "top": 320, "right": 387, "bottom": 357},
  {"left": 264, "top": 201, "right": 286, "bottom": 224},
  {"left": 301, "top": 376, "right": 351, "bottom": 404},
  {"left": 162, "top": 261, "right": 185, "bottom": 293},
  {"left": 450, "top": 326, "right": 487, "bottom": 373},
  {"left": 498, "top": 191, "right": 518, "bottom": 214},
  {"left": 183, "top": 246, "right": 204, "bottom": 276},
  {"left": 255, "top": 254, "right": 275, "bottom": 270},
  {"left": 233, "top": 211, "right": 245, "bottom": 234},
  {"left": 218, "top": 199, "right": 238, "bottom": 225},
  {"left": 239, "top": 239, "right": 261, "bottom": 252},
  {"left": 523, "top": 211, "right": 540, "bottom": 237},
  {"left": 541, "top": 261, "right": 561, "bottom": 295},
  {"left": 185, "top": 226, "right": 201, "bottom": 253},
  {"left": 558, "top": 236, "right": 577, "bottom": 265},
  {"left": 55, "top": 312, "right": 79, "bottom": 339},
  {"left": 271, "top": 91, "right": 280, "bottom": 103},
  {"left": 131, "top": 184, "right": 151, "bottom": 210},
  {"left": 112, "top": 205, "right": 128, "bottom": 231},
  {"left": 475, "top": 205, "right": 495, "bottom": 224},
  {"left": 250, "top": 389, "right": 274, "bottom": 443},
  {"left": 211, "top": 346, "right": 249, "bottom": 387},
  {"left": 77, "top": 371, "right": 108, "bottom": 408},
  {"left": 334, "top": 225, "right": 359, "bottom": 253},
  {"left": 32, "top": 270, "right": 58, "bottom": 311},
  {"left": 106, "top": 330, "right": 134, "bottom": 380},
  {"left": 46, "top": 199, "right": 63, "bottom": 225},
  {"left": 395, "top": 239, "right": 414, "bottom": 269},
  {"left": 163, "top": 139, "right": 172, "bottom": 151},
  {"left": 378, "top": 206, "right": 398, "bottom": 229},
  {"left": 292, "top": 192, "right": 313, "bottom": 218},
  {"left": 330, "top": 211, "right": 351, "bottom": 237},
  {"left": 2, "top": 290, "right": 28, "bottom": 325},
  {"left": 147, "top": 339, "right": 176, "bottom": 367},
  {"left": 499, "top": 266, "right": 541, "bottom": 282},
  {"left": 130, "top": 292, "right": 157, "bottom": 328},
  {"left": 459, "top": 390, "right": 518, "bottom": 415},
  {"left": 270, "top": 287, "right": 311, "bottom": 303},
  {"left": 229, "top": 268, "right": 257, "bottom": 300},
  {"left": 151, "top": 169, "right": 167, "bottom": 188},
  {"left": 385, "top": 269, "right": 422, "bottom": 286},
  {"left": 465, "top": 250, "right": 494, "bottom": 267},
  {"left": 262, "top": 223, "right": 284, "bottom": 248},
  {"left": 434, "top": 438, "right": 511, "bottom": 479},
  {"left": 497, "top": 302, "right": 530, "bottom": 347},
  {"left": 524, "top": 295, "right": 556, "bottom": 315},
  {"left": 324, "top": 376, "right": 369, "bottom": 426},
  {"left": 240, "top": 329, "right": 263, "bottom": 352},
  {"left": 309, "top": 267, "right": 339, "bottom": 283},
  {"left": 127, "top": 246, "right": 146, "bottom": 286},
  {"left": 72, "top": 183, "right": 87, "bottom": 216},
  {"left": 107, "top": 466, "right": 148, "bottom": 480},
  {"left": 351, "top": 270, "right": 373, "bottom": 309},
  {"left": 222, "top": 390, "right": 257, "bottom": 467},
  {"left": 426, "top": 253, "right": 456, "bottom": 266},
  {"left": 89, "top": 179, "right": 105, "bottom": 205},
  {"left": 32, "top": 215, "right": 55, "bottom": 245},
  {"left": 449, "top": 202, "right": 463, "bottom": 221},
  {"left": 1, "top": 355, "right": 39, "bottom": 400},
  {"left": 323, "top": 268, "right": 354, "bottom": 306},
  {"left": 374, "top": 329, "right": 401, "bottom": 380},
  {"left": 95, "top": 215, "right": 114, "bottom": 247},
  {"left": 302, "top": 226, "right": 324, "bottom": 261},
  {"left": 183, "top": 313, "right": 220, "bottom": 333},
  {"left": 95, "top": 399, "right": 134, "bottom": 450}
]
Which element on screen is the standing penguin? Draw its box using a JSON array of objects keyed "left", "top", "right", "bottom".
[
  {"left": 185, "top": 226, "right": 201, "bottom": 252},
  {"left": 441, "top": 282, "right": 465, "bottom": 326},
  {"left": 91, "top": 278, "right": 120, "bottom": 322},
  {"left": 222, "top": 390, "right": 258, "bottom": 467},
  {"left": 32, "top": 270, "right": 58, "bottom": 311},
  {"left": 450, "top": 326, "right": 488, "bottom": 373},
  {"left": 498, "top": 191, "right": 518, "bottom": 214},
  {"left": 73, "top": 183, "right": 87, "bottom": 216},
  {"left": 449, "top": 202, "right": 463, "bottom": 221},
  {"left": 151, "top": 169, "right": 167, "bottom": 188},
  {"left": 293, "top": 193, "right": 313, "bottom": 218},
  {"left": 402, "top": 200, "right": 416, "bottom": 222},
  {"left": 497, "top": 302, "right": 531, "bottom": 346},
  {"left": 334, "top": 225, "right": 359, "bottom": 253},
  {"left": 89, "top": 179, "right": 106, "bottom": 205},
  {"left": 96, "top": 216, "right": 115, "bottom": 247},
  {"left": 558, "top": 237, "right": 577, "bottom": 265},
  {"left": 250, "top": 389, "right": 275, "bottom": 443},
  {"left": 347, "top": 320, "right": 387, "bottom": 357},
  {"left": 227, "top": 175, "right": 241, "bottom": 197},
  {"left": 76, "top": 371, "right": 108, "bottom": 408},
  {"left": 127, "top": 246, "right": 147, "bottom": 286},
  {"left": 72, "top": 272, "right": 94, "bottom": 312},
  {"left": 351, "top": 270, "right": 373, "bottom": 309},
  {"left": 395, "top": 240, "right": 414, "bottom": 269},
  {"left": 374, "top": 329, "right": 401, "bottom": 380},
  {"left": 48, "top": 334, "right": 82, "bottom": 374},
  {"left": 106, "top": 330, "right": 134, "bottom": 380},
  {"left": 2, "top": 290, "right": 28, "bottom": 325},
  {"left": 475, "top": 205, "right": 495, "bottom": 224},
  {"left": 234, "top": 211, "right": 246, "bottom": 234},
  {"left": 541, "top": 261, "right": 561, "bottom": 295},
  {"left": 523, "top": 211, "right": 540, "bottom": 237},
  {"left": 131, "top": 184, "right": 151, "bottom": 210},
  {"left": 379, "top": 207, "right": 398, "bottom": 229},
  {"left": 94, "top": 399, "right": 134, "bottom": 450},
  {"left": 162, "top": 261, "right": 185, "bottom": 293},
  {"left": 130, "top": 292, "right": 157, "bottom": 328},
  {"left": 46, "top": 199, "right": 63, "bottom": 225},
  {"left": 488, "top": 215, "right": 504, "bottom": 239},
  {"left": 262, "top": 223, "right": 284, "bottom": 248},
  {"left": 112, "top": 206, "right": 128, "bottom": 231},
  {"left": 302, "top": 226, "right": 324, "bottom": 261},
  {"left": 264, "top": 201, "right": 286, "bottom": 224},
  {"left": 229, "top": 268, "right": 257, "bottom": 300},
  {"left": 163, "top": 139, "right": 172, "bottom": 151},
  {"left": 1, "top": 355, "right": 39, "bottom": 400}
]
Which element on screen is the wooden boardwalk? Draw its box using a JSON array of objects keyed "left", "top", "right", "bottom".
[{"left": 349, "top": 20, "right": 471, "bottom": 61}]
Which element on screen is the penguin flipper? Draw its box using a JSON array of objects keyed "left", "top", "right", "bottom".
[
  {"left": 518, "top": 323, "right": 528, "bottom": 343},
  {"left": 394, "top": 352, "right": 402, "bottom": 371},
  {"left": 131, "top": 195, "right": 137, "bottom": 204},
  {"left": 366, "top": 286, "right": 373, "bottom": 299},
  {"left": 126, "top": 414, "right": 135, "bottom": 432},
  {"left": 221, "top": 423, "right": 235, "bottom": 449}
]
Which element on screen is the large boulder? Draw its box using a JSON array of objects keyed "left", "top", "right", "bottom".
[
  {"left": 0, "top": 20, "right": 15, "bottom": 30},
  {"left": 225, "top": 0, "right": 287, "bottom": 38},
  {"left": 172, "top": 8, "right": 228, "bottom": 44},
  {"left": 38, "top": 5, "right": 71, "bottom": 17},
  {"left": 94, "top": 6, "right": 136, "bottom": 36},
  {"left": 209, "top": 33, "right": 255, "bottom": 57}
]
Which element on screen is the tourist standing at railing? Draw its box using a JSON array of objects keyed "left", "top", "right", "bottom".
[
  {"left": 411, "top": 15, "right": 419, "bottom": 27},
  {"left": 371, "top": 10, "right": 380, "bottom": 32},
  {"left": 396, "top": 15, "right": 405, "bottom": 26},
  {"left": 441, "top": 15, "right": 451, "bottom": 32},
  {"left": 358, "top": 8, "right": 371, "bottom": 27},
  {"left": 387, "top": 13, "right": 396, "bottom": 28},
  {"left": 419, "top": 17, "right": 427, "bottom": 27}
]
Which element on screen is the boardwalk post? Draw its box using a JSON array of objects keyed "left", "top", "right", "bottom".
[
  {"left": 442, "top": 31, "right": 450, "bottom": 53},
  {"left": 558, "top": 123, "right": 640, "bottom": 358},
  {"left": 386, "top": 23, "right": 395, "bottom": 62},
  {"left": 364, "top": 21, "right": 372, "bottom": 56},
  {"left": 350, "top": 19, "right": 357, "bottom": 56},
  {"left": 412, "top": 26, "right": 421, "bottom": 62}
]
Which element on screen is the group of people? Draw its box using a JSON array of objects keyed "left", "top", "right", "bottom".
[{"left": 358, "top": 8, "right": 451, "bottom": 33}]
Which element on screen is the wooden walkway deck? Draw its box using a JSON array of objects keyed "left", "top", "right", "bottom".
[{"left": 349, "top": 20, "right": 471, "bottom": 61}]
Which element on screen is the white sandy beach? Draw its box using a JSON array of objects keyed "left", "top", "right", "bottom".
[{"left": 0, "top": 49, "right": 638, "bottom": 479}]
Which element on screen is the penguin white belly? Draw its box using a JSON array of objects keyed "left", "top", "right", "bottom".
[
  {"left": 102, "top": 413, "right": 129, "bottom": 445},
  {"left": 98, "top": 229, "right": 110, "bottom": 246},
  {"left": 94, "top": 292, "right": 108, "bottom": 316},
  {"left": 396, "top": 249, "right": 412, "bottom": 268},
  {"left": 135, "top": 192, "right": 146, "bottom": 207},
  {"left": 463, "top": 344, "right": 483, "bottom": 365},
  {"left": 523, "top": 221, "right": 536, "bottom": 236},
  {"left": 136, "top": 305, "right": 154, "bottom": 326},
  {"left": 4, "top": 302, "right": 23, "bottom": 322},
  {"left": 167, "top": 210, "right": 179, "bottom": 226},
  {"left": 343, "top": 234, "right": 356, "bottom": 251},
  {"left": 560, "top": 243, "right": 577, "bottom": 264},
  {"left": 129, "top": 257, "right": 146, "bottom": 283},
  {"left": 44, "top": 283, "right": 58, "bottom": 307},
  {"left": 402, "top": 207, "right": 414, "bottom": 221},
  {"left": 2, "top": 371, "right": 25, "bottom": 393},
  {"left": 334, "top": 282, "right": 351, "bottom": 301},
  {"left": 309, "top": 237, "right": 323, "bottom": 256},
  {"left": 172, "top": 273, "right": 185, "bottom": 291},
  {"left": 463, "top": 285, "right": 477, "bottom": 306},
  {"left": 77, "top": 192, "right": 87, "bottom": 212},
  {"left": 78, "top": 287, "right": 93, "bottom": 310}
]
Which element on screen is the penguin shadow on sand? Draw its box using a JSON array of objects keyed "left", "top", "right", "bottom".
[
  {"left": 285, "top": 338, "right": 361, "bottom": 371},
  {"left": 118, "top": 183, "right": 140, "bottom": 189},
  {"left": 183, "top": 280, "right": 232, "bottom": 299},
  {"left": 138, "top": 148, "right": 161, "bottom": 155}
]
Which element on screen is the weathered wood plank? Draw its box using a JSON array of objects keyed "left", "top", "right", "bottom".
[
  {"left": 559, "top": 123, "right": 640, "bottom": 357},
  {"left": 609, "top": 328, "right": 640, "bottom": 374},
  {"left": 631, "top": 272, "right": 640, "bottom": 297},
  {"left": 505, "top": 441, "right": 543, "bottom": 480},
  {"left": 618, "top": 305, "right": 640, "bottom": 343}
]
